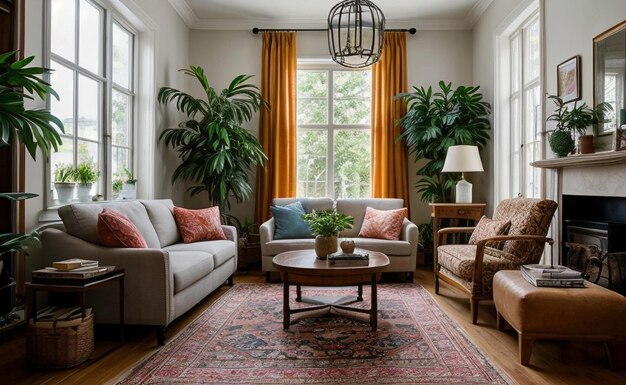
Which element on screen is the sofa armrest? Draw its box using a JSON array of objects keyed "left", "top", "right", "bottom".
[
  {"left": 41, "top": 228, "right": 174, "bottom": 326},
  {"left": 260, "top": 217, "right": 275, "bottom": 256},
  {"left": 221, "top": 225, "right": 237, "bottom": 244},
  {"left": 437, "top": 227, "right": 476, "bottom": 246}
]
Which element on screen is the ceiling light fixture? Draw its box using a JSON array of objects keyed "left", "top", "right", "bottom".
[{"left": 328, "top": 0, "right": 386, "bottom": 68}]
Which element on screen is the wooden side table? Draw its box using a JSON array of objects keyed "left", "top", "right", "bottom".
[{"left": 430, "top": 203, "right": 486, "bottom": 273}]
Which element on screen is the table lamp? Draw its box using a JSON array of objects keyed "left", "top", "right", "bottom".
[{"left": 441, "top": 145, "right": 484, "bottom": 203}]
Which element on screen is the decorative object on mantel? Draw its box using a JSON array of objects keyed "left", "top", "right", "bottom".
[
  {"left": 615, "top": 127, "right": 626, "bottom": 151},
  {"left": 547, "top": 95, "right": 612, "bottom": 157},
  {"left": 328, "top": 0, "right": 385, "bottom": 68},
  {"left": 557, "top": 55, "right": 581, "bottom": 104}
]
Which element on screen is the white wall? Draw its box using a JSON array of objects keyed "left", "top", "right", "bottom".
[{"left": 187, "top": 29, "right": 474, "bottom": 227}]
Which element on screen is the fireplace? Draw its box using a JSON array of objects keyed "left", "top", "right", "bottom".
[{"left": 562, "top": 195, "right": 626, "bottom": 292}]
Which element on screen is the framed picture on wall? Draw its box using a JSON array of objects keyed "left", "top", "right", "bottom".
[{"left": 557, "top": 55, "right": 581, "bottom": 103}]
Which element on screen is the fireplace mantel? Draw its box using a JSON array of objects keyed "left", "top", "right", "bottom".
[{"left": 531, "top": 151, "right": 626, "bottom": 169}]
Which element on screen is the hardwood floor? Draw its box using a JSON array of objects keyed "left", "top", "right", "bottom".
[{"left": 1, "top": 267, "right": 625, "bottom": 385}]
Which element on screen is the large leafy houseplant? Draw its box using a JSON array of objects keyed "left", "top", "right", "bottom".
[
  {"left": 397, "top": 81, "right": 491, "bottom": 203},
  {"left": 302, "top": 209, "right": 354, "bottom": 258},
  {"left": 546, "top": 95, "right": 611, "bottom": 157},
  {"left": 158, "top": 67, "right": 267, "bottom": 210}
]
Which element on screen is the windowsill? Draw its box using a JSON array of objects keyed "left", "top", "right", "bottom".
[{"left": 530, "top": 150, "right": 626, "bottom": 169}]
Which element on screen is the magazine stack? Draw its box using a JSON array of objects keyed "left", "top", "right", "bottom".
[{"left": 521, "top": 264, "right": 586, "bottom": 288}]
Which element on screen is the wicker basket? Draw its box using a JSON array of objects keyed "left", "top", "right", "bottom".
[{"left": 27, "top": 313, "right": 94, "bottom": 368}]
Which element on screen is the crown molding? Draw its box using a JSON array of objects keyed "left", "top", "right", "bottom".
[{"left": 169, "top": 0, "right": 493, "bottom": 31}]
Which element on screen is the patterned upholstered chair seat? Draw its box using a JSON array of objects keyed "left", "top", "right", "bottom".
[{"left": 435, "top": 197, "right": 558, "bottom": 324}]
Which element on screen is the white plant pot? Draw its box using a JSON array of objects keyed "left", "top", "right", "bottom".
[
  {"left": 54, "top": 182, "right": 76, "bottom": 204},
  {"left": 120, "top": 182, "right": 137, "bottom": 199},
  {"left": 76, "top": 183, "right": 93, "bottom": 202}
]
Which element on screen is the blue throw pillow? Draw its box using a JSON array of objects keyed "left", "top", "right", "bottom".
[{"left": 270, "top": 201, "right": 313, "bottom": 240}]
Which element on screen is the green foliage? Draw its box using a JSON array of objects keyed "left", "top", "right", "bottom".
[
  {"left": 53, "top": 163, "right": 75, "bottom": 183},
  {"left": 75, "top": 162, "right": 98, "bottom": 184},
  {"left": 547, "top": 95, "right": 612, "bottom": 135},
  {"left": 396, "top": 81, "right": 491, "bottom": 203},
  {"left": 301, "top": 209, "right": 354, "bottom": 237},
  {"left": 0, "top": 231, "right": 40, "bottom": 257},
  {"left": 112, "top": 179, "right": 123, "bottom": 194},
  {"left": 418, "top": 223, "right": 434, "bottom": 248},
  {"left": 158, "top": 67, "right": 267, "bottom": 209},
  {"left": 548, "top": 130, "right": 575, "bottom": 157},
  {"left": 123, "top": 167, "right": 137, "bottom": 184},
  {"left": 0, "top": 50, "right": 64, "bottom": 160}
]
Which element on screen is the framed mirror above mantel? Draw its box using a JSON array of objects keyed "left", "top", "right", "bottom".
[{"left": 594, "top": 20, "right": 626, "bottom": 136}]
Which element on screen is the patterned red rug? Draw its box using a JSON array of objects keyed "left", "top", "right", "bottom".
[{"left": 117, "top": 284, "right": 512, "bottom": 384}]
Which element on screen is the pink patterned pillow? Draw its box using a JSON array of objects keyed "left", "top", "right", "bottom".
[
  {"left": 173, "top": 206, "right": 226, "bottom": 243},
  {"left": 468, "top": 216, "right": 511, "bottom": 249},
  {"left": 358, "top": 207, "right": 407, "bottom": 240},
  {"left": 97, "top": 208, "right": 147, "bottom": 248}
]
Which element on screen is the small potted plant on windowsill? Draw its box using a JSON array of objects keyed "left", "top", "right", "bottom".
[
  {"left": 53, "top": 163, "right": 76, "bottom": 204},
  {"left": 547, "top": 95, "right": 612, "bottom": 157},
  {"left": 120, "top": 167, "right": 137, "bottom": 199},
  {"left": 75, "top": 162, "right": 98, "bottom": 202},
  {"left": 302, "top": 209, "right": 354, "bottom": 259}
]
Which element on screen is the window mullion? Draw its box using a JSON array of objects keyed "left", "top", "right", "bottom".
[
  {"left": 103, "top": 10, "right": 113, "bottom": 199},
  {"left": 327, "top": 69, "right": 334, "bottom": 199}
]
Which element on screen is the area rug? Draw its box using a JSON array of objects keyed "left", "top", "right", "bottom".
[{"left": 117, "top": 283, "right": 512, "bottom": 385}]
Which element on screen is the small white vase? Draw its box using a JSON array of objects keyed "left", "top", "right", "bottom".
[{"left": 76, "top": 183, "right": 93, "bottom": 202}]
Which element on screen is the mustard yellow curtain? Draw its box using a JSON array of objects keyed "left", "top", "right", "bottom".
[
  {"left": 371, "top": 32, "right": 410, "bottom": 214},
  {"left": 255, "top": 32, "right": 298, "bottom": 224}
]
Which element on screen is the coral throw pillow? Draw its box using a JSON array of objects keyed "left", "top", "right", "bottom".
[
  {"left": 468, "top": 216, "right": 511, "bottom": 249},
  {"left": 358, "top": 207, "right": 407, "bottom": 240},
  {"left": 173, "top": 206, "right": 227, "bottom": 243},
  {"left": 97, "top": 208, "right": 148, "bottom": 248}
]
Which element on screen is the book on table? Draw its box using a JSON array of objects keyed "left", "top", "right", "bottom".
[
  {"left": 32, "top": 265, "right": 115, "bottom": 279},
  {"left": 51, "top": 258, "right": 98, "bottom": 271},
  {"left": 521, "top": 264, "right": 585, "bottom": 288},
  {"left": 328, "top": 251, "right": 369, "bottom": 266}
]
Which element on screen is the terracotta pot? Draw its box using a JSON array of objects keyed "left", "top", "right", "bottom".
[
  {"left": 340, "top": 240, "right": 355, "bottom": 254},
  {"left": 314, "top": 235, "right": 338, "bottom": 259},
  {"left": 578, "top": 135, "right": 594, "bottom": 154}
]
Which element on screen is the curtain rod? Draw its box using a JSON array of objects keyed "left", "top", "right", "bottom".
[{"left": 252, "top": 28, "right": 417, "bottom": 35}]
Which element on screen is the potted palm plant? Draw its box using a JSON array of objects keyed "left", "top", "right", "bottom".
[
  {"left": 74, "top": 162, "right": 98, "bottom": 202},
  {"left": 53, "top": 163, "right": 75, "bottom": 204},
  {"left": 301, "top": 209, "right": 354, "bottom": 259},
  {"left": 396, "top": 81, "right": 491, "bottom": 203},
  {"left": 157, "top": 67, "right": 267, "bottom": 210},
  {"left": 547, "top": 95, "right": 612, "bottom": 156}
]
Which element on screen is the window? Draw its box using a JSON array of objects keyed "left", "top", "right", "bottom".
[
  {"left": 495, "top": 5, "right": 541, "bottom": 201},
  {"left": 296, "top": 65, "right": 371, "bottom": 199},
  {"left": 48, "top": 0, "right": 136, "bottom": 204}
]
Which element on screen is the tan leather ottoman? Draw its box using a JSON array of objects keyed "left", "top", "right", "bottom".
[{"left": 493, "top": 270, "right": 626, "bottom": 367}]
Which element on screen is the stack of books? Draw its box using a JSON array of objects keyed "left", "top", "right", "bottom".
[
  {"left": 32, "top": 258, "right": 115, "bottom": 280},
  {"left": 521, "top": 264, "right": 586, "bottom": 288},
  {"left": 328, "top": 251, "right": 370, "bottom": 266},
  {"left": 30, "top": 306, "right": 92, "bottom": 328}
]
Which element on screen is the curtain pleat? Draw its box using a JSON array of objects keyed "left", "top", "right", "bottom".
[
  {"left": 371, "top": 32, "right": 411, "bottom": 215},
  {"left": 255, "top": 32, "right": 297, "bottom": 224}
]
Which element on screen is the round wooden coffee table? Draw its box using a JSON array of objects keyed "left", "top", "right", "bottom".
[{"left": 272, "top": 249, "right": 389, "bottom": 330}]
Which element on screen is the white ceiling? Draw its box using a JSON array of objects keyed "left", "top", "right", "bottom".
[{"left": 168, "top": 0, "right": 494, "bottom": 30}]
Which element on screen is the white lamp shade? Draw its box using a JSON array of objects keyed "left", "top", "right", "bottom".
[{"left": 441, "top": 145, "right": 484, "bottom": 173}]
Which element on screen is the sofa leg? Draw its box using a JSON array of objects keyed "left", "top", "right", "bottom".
[
  {"left": 470, "top": 299, "right": 479, "bottom": 325},
  {"left": 435, "top": 275, "right": 440, "bottom": 294},
  {"left": 519, "top": 334, "right": 534, "bottom": 366},
  {"left": 265, "top": 272, "right": 271, "bottom": 283},
  {"left": 407, "top": 272, "right": 414, "bottom": 283},
  {"left": 156, "top": 326, "right": 167, "bottom": 346},
  {"left": 227, "top": 275, "right": 234, "bottom": 286}
]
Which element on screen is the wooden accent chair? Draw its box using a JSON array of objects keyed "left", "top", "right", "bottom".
[{"left": 435, "top": 197, "right": 558, "bottom": 324}]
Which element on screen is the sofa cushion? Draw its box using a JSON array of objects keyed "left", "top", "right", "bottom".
[
  {"left": 140, "top": 199, "right": 180, "bottom": 247},
  {"left": 173, "top": 207, "right": 226, "bottom": 243},
  {"left": 168, "top": 251, "right": 215, "bottom": 293},
  {"left": 270, "top": 201, "right": 313, "bottom": 239},
  {"left": 352, "top": 237, "right": 412, "bottom": 256},
  {"left": 164, "top": 240, "right": 236, "bottom": 268},
  {"left": 97, "top": 208, "right": 147, "bottom": 248},
  {"left": 468, "top": 216, "right": 511, "bottom": 249},
  {"left": 264, "top": 239, "right": 316, "bottom": 255},
  {"left": 273, "top": 197, "right": 334, "bottom": 213},
  {"left": 58, "top": 201, "right": 161, "bottom": 248},
  {"left": 336, "top": 198, "right": 404, "bottom": 237},
  {"left": 438, "top": 244, "right": 518, "bottom": 295},
  {"left": 358, "top": 207, "right": 407, "bottom": 240}
]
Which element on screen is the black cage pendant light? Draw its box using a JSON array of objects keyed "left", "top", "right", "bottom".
[{"left": 328, "top": 0, "right": 386, "bottom": 68}]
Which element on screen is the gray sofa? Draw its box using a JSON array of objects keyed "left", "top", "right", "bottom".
[
  {"left": 41, "top": 199, "right": 237, "bottom": 345},
  {"left": 260, "top": 198, "right": 418, "bottom": 280}
]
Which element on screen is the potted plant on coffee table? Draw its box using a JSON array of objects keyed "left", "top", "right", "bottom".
[
  {"left": 75, "top": 162, "right": 98, "bottom": 202},
  {"left": 547, "top": 95, "right": 612, "bottom": 156},
  {"left": 302, "top": 209, "right": 354, "bottom": 259},
  {"left": 53, "top": 163, "right": 76, "bottom": 204}
]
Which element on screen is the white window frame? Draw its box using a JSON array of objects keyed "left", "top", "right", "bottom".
[
  {"left": 296, "top": 61, "right": 372, "bottom": 199},
  {"left": 44, "top": 0, "right": 137, "bottom": 207}
]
